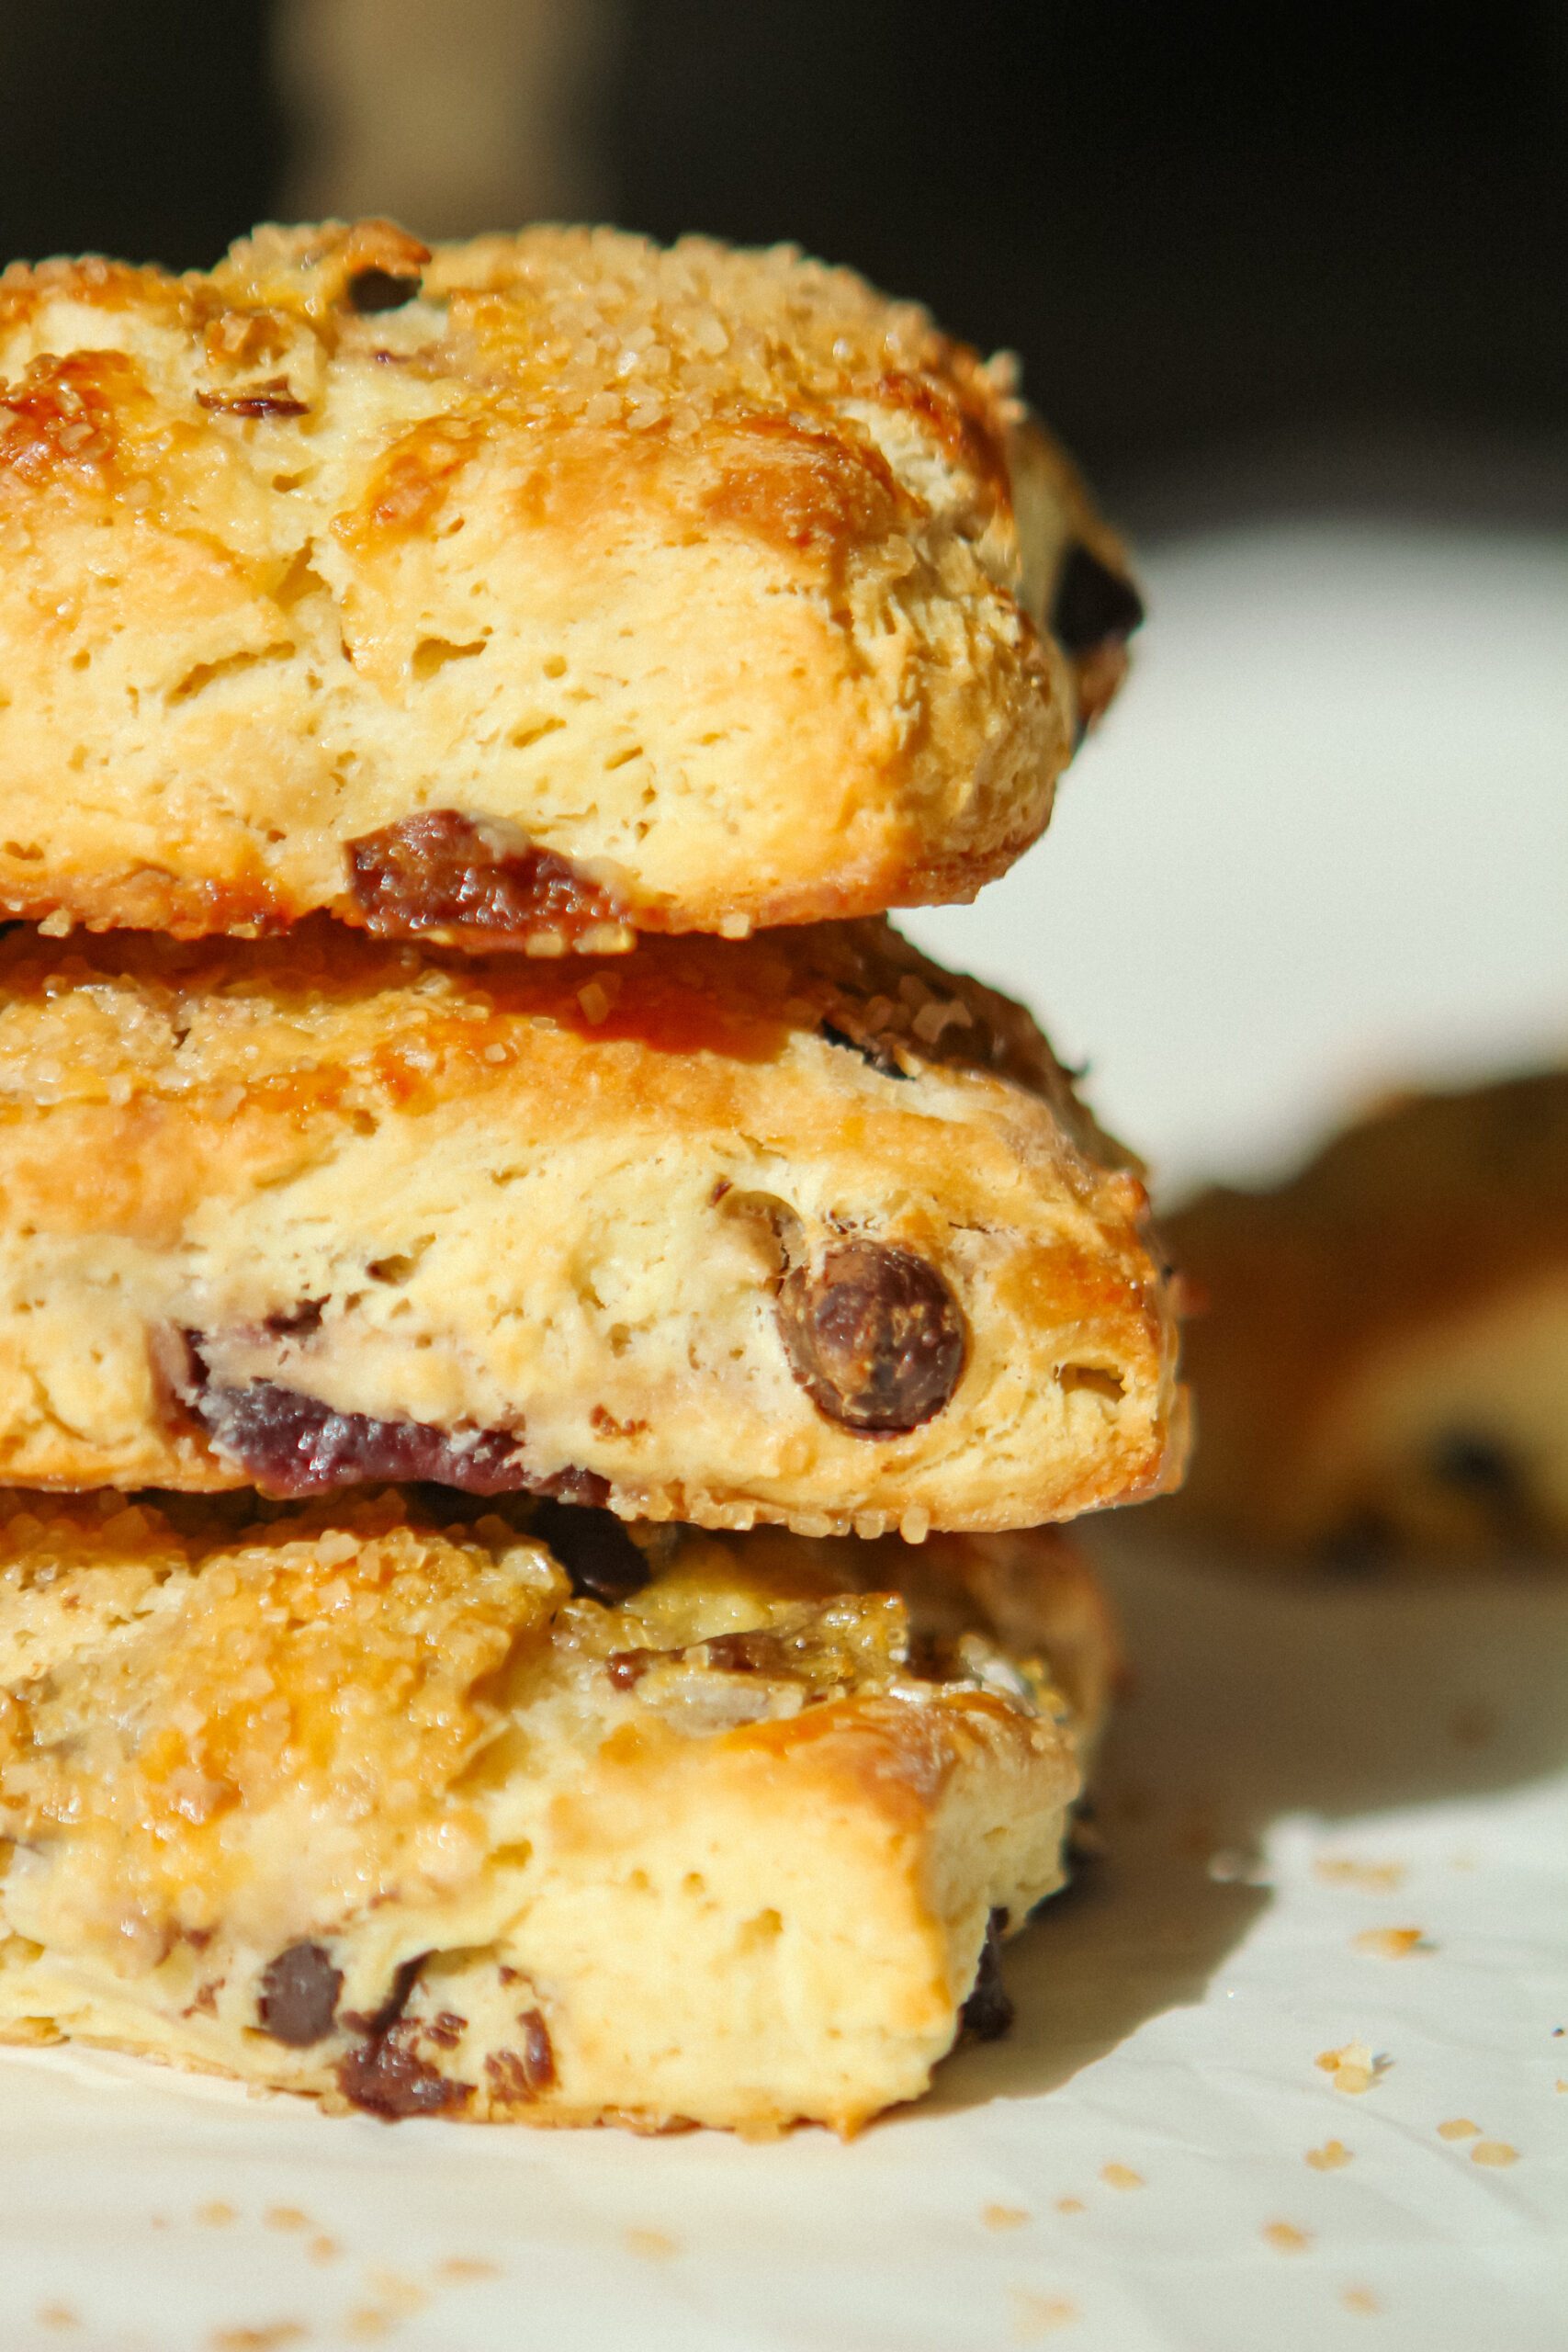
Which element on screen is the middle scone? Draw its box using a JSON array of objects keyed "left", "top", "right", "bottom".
[{"left": 0, "top": 917, "right": 1185, "bottom": 1531}]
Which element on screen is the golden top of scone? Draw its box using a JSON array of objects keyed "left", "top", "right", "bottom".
[{"left": 0, "top": 220, "right": 1138, "bottom": 944}]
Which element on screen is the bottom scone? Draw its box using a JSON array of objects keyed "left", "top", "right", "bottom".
[{"left": 0, "top": 1489, "right": 1113, "bottom": 2135}]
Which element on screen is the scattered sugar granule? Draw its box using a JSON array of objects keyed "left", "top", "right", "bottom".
[
  {"left": 1353, "top": 1928, "right": 1431, "bottom": 1959},
  {"left": 1343, "top": 2287, "right": 1381, "bottom": 2315},
  {"left": 1100, "top": 2164, "right": 1144, "bottom": 2191},
  {"left": 1263, "top": 2222, "right": 1312, "bottom": 2255},
  {"left": 1315, "top": 2041, "right": 1390, "bottom": 2094},
  {"left": 1306, "top": 2140, "right": 1353, "bottom": 2171},
  {"left": 1011, "top": 2291, "right": 1078, "bottom": 2338},
  {"left": 983, "top": 2205, "right": 1030, "bottom": 2233},
  {"left": 362, "top": 2271, "right": 425, "bottom": 2315},
  {"left": 626, "top": 2229, "right": 679, "bottom": 2261},
  {"left": 576, "top": 979, "right": 612, "bottom": 1025},
  {"left": 263, "top": 2207, "right": 311, "bottom": 2233},
  {"left": 1438, "top": 2118, "right": 1481, "bottom": 2142},
  {"left": 1471, "top": 2141, "right": 1519, "bottom": 2167},
  {"left": 1315, "top": 1858, "right": 1405, "bottom": 1891}
]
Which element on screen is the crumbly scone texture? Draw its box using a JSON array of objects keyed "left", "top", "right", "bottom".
[
  {"left": 0, "top": 218, "right": 1139, "bottom": 947},
  {"left": 0, "top": 1487, "right": 1112, "bottom": 2134},
  {"left": 0, "top": 918, "right": 1186, "bottom": 1532},
  {"left": 1165, "top": 1069, "right": 1568, "bottom": 1560}
]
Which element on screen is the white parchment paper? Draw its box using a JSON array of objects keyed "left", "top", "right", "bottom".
[{"left": 3, "top": 526, "right": 1563, "bottom": 2349}]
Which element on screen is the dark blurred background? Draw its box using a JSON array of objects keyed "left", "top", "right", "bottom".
[{"left": 0, "top": 0, "right": 1563, "bottom": 518}]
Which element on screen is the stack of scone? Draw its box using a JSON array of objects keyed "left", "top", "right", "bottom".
[{"left": 0, "top": 220, "right": 1183, "bottom": 2133}]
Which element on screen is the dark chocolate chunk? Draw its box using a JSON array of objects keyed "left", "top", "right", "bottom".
[
  {"left": 776, "top": 1240, "right": 966, "bottom": 1433},
  {"left": 1050, "top": 542, "right": 1145, "bottom": 656},
  {"left": 336, "top": 2024, "right": 471, "bottom": 2120},
  {"left": 530, "top": 1498, "right": 649, "bottom": 1602},
  {"left": 257, "top": 1940, "right": 343, "bottom": 2047},
  {"left": 345, "top": 266, "right": 423, "bottom": 314},
  {"left": 180, "top": 1351, "right": 525, "bottom": 1497},
  {"left": 482, "top": 2008, "right": 555, "bottom": 2105},
  {"left": 344, "top": 809, "right": 626, "bottom": 947},
  {"left": 1428, "top": 1430, "right": 1521, "bottom": 1498},
  {"left": 1318, "top": 1510, "right": 1396, "bottom": 1576},
  {"left": 1427, "top": 1429, "right": 1539, "bottom": 1546},
  {"left": 959, "top": 1908, "right": 1014, "bottom": 2042},
  {"left": 518, "top": 2007, "right": 555, "bottom": 2092},
  {"left": 819, "top": 1022, "right": 912, "bottom": 1080}
]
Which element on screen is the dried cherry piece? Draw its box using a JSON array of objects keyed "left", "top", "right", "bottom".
[
  {"left": 182, "top": 1360, "right": 525, "bottom": 1497},
  {"left": 776, "top": 1240, "right": 966, "bottom": 1433},
  {"left": 344, "top": 809, "right": 625, "bottom": 947}
]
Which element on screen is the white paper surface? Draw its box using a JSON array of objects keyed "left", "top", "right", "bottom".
[{"left": 3, "top": 525, "right": 1565, "bottom": 2351}]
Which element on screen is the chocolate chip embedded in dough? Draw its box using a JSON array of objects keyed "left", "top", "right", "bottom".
[
  {"left": 530, "top": 1498, "right": 649, "bottom": 1602},
  {"left": 336, "top": 2023, "right": 471, "bottom": 2119},
  {"left": 345, "top": 265, "right": 423, "bottom": 313},
  {"left": 776, "top": 1241, "right": 966, "bottom": 1433},
  {"left": 958, "top": 1908, "right": 1014, "bottom": 2042},
  {"left": 257, "top": 1940, "right": 343, "bottom": 2047},
  {"left": 1050, "top": 542, "right": 1145, "bottom": 656}
]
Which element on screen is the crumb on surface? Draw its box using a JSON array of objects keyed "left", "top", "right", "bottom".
[
  {"left": 1315, "top": 2041, "right": 1390, "bottom": 2094},
  {"left": 35, "top": 2309, "right": 78, "bottom": 2333},
  {"left": 1342, "top": 2287, "right": 1381, "bottom": 2314},
  {"left": 1471, "top": 2140, "right": 1519, "bottom": 2167},
  {"left": 362, "top": 2270, "right": 426, "bottom": 2314},
  {"left": 198, "top": 2202, "right": 240, "bottom": 2228},
  {"left": 1352, "top": 1928, "right": 1431, "bottom": 1959},
  {"left": 1263, "top": 2222, "right": 1312, "bottom": 2255},
  {"left": 626, "top": 2228, "right": 679, "bottom": 2262},
  {"left": 1438, "top": 2118, "right": 1481, "bottom": 2141},
  {"left": 1314, "top": 1858, "right": 1405, "bottom": 1891},
  {"left": 1100, "top": 2164, "right": 1144, "bottom": 2191},
  {"left": 1306, "top": 2140, "right": 1353, "bottom": 2171},
  {"left": 209, "top": 2329, "right": 307, "bottom": 2351},
  {"left": 264, "top": 2207, "right": 313, "bottom": 2233},
  {"left": 1055, "top": 2197, "right": 1085, "bottom": 2216},
  {"left": 983, "top": 2204, "right": 1030, "bottom": 2232},
  {"left": 435, "top": 2256, "right": 501, "bottom": 2282},
  {"left": 1010, "top": 2290, "right": 1078, "bottom": 2338},
  {"left": 308, "top": 2236, "right": 340, "bottom": 2264}
]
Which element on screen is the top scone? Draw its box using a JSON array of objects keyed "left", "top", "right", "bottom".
[{"left": 0, "top": 219, "right": 1140, "bottom": 948}]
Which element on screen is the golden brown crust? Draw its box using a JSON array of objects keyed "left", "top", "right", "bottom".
[
  {"left": 0, "top": 221, "right": 1138, "bottom": 946},
  {"left": 0, "top": 919, "right": 1186, "bottom": 1532},
  {"left": 0, "top": 1488, "right": 1109, "bottom": 2132},
  {"left": 1164, "top": 1070, "right": 1568, "bottom": 1559}
]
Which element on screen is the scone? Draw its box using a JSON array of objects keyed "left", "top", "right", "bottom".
[
  {"left": 0, "top": 919, "right": 1186, "bottom": 1532},
  {"left": 0, "top": 1487, "right": 1115, "bottom": 2135},
  {"left": 1166, "top": 1069, "right": 1568, "bottom": 1560},
  {"left": 0, "top": 219, "right": 1141, "bottom": 948}
]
